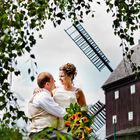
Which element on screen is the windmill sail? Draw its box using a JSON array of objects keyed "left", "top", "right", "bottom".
[
  {"left": 65, "top": 22, "right": 113, "bottom": 72},
  {"left": 88, "top": 101, "right": 106, "bottom": 133}
]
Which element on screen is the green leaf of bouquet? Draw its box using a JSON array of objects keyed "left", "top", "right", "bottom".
[
  {"left": 66, "top": 108, "right": 71, "bottom": 113},
  {"left": 64, "top": 114, "right": 68, "bottom": 120},
  {"left": 57, "top": 131, "right": 67, "bottom": 140},
  {"left": 67, "top": 127, "right": 71, "bottom": 132},
  {"left": 70, "top": 103, "right": 74, "bottom": 109}
]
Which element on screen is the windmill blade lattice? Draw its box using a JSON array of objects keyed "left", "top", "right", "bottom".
[
  {"left": 65, "top": 22, "right": 113, "bottom": 72},
  {"left": 88, "top": 101, "right": 106, "bottom": 133}
]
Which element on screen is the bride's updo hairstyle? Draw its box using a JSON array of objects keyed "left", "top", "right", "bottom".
[{"left": 59, "top": 63, "right": 77, "bottom": 81}]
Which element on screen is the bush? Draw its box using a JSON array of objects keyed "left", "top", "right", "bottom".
[{"left": 0, "top": 124, "right": 22, "bottom": 140}]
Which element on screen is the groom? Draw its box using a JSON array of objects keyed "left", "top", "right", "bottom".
[{"left": 28, "top": 71, "right": 66, "bottom": 139}]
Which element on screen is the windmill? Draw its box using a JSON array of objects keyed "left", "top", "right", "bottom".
[{"left": 65, "top": 21, "right": 113, "bottom": 134}]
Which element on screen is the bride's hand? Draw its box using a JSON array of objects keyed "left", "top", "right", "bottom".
[{"left": 33, "top": 87, "right": 43, "bottom": 94}]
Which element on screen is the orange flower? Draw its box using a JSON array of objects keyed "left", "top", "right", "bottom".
[
  {"left": 75, "top": 112, "right": 82, "bottom": 118},
  {"left": 82, "top": 117, "right": 89, "bottom": 123},
  {"left": 78, "top": 132, "right": 84, "bottom": 140},
  {"left": 70, "top": 114, "right": 77, "bottom": 120},
  {"left": 80, "top": 138, "right": 86, "bottom": 140},
  {"left": 65, "top": 121, "right": 71, "bottom": 126},
  {"left": 84, "top": 126, "right": 92, "bottom": 134},
  {"left": 74, "top": 119, "right": 81, "bottom": 126},
  {"left": 80, "top": 132, "right": 86, "bottom": 140}
]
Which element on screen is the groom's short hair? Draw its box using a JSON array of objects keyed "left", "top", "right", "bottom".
[{"left": 37, "top": 72, "right": 51, "bottom": 88}]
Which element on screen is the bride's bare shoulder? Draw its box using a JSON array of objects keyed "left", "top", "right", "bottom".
[{"left": 52, "top": 86, "right": 59, "bottom": 95}]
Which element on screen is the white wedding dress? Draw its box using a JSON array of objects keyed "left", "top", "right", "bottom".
[{"left": 53, "top": 86, "right": 78, "bottom": 132}]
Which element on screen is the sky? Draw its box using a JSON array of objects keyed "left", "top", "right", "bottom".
[{"left": 11, "top": 2, "right": 139, "bottom": 139}]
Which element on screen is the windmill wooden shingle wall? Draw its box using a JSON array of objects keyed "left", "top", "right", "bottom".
[{"left": 102, "top": 44, "right": 140, "bottom": 140}]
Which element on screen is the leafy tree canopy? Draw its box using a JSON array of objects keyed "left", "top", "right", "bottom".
[
  {"left": 0, "top": 0, "right": 140, "bottom": 136},
  {"left": 105, "top": 0, "right": 140, "bottom": 76}
]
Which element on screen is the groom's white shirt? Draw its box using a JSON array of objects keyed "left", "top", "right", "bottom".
[{"left": 28, "top": 89, "right": 66, "bottom": 133}]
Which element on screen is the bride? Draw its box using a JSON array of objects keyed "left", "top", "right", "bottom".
[{"left": 53, "top": 63, "right": 87, "bottom": 132}]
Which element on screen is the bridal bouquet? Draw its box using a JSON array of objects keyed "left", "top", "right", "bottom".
[{"left": 64, "top": 103, "right": 94, "bottom": 140}]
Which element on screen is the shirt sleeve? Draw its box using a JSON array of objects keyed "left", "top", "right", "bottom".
[{"left": 33, "top": 91, "right": 66, "bottom": 118}]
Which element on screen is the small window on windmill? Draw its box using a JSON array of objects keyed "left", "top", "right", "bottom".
[
  {"left": 130, "top": 84, "right": 135, "bottom": 94},
  {"left": 112, "top": 115, "right": 117, "bottom": 124},
  {"left": 114, "top": 90, "right": 119, "bottom": 99},
  {"left": 128, "top": 111, "right": 133, "bottom": 121}
]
